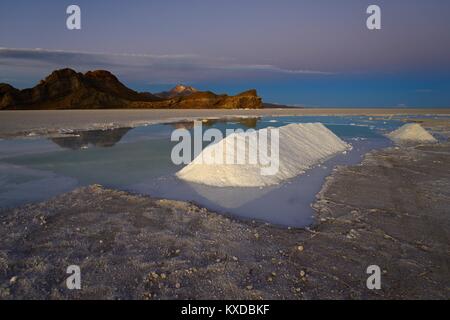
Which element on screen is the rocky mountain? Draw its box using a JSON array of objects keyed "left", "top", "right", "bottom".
[
  {"left": 155, "top": 84, "right": 199, "bottom": 99},
  {"left": 0, "top": 69, "right": 160, "bottom": 110},
  {"left": 132, "top": 89, "right": 262, "bottom": 109},
  {"left": 0, "top": 69, "right": 262, "bottom": 110}
]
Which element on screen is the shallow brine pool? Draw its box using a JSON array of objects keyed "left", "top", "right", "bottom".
[{"left": 0, "top": 115, "right": 408, "bottom": 227}]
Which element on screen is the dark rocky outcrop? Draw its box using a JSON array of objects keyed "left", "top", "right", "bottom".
[
  {"left": 0, "top": 69, "right": 262, "bottom": 110},
  {"left": 263, "top": 102, "right": 303, "bottom": 109}
]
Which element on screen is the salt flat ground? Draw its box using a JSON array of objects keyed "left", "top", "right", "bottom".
[
  {"left": 1, "top": 142, "right": 449, "bottom": 299},
  {"left": 1, "top": 108, "right": 449, "bottom": 138},
  {"left": 0, "top": 110, "right": 449, "bottom": 299}
]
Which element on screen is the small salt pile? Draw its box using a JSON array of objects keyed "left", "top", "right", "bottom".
[{"left": 387, "top": 123, "right": 437, "bottom": 144}]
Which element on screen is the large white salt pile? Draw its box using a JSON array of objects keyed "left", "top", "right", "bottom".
[
  {"left": 387, "top": 123, "right": 437, "bottom": 144},
  {"left": 176, "top": 123, "right": 350, "bottom": 187}
]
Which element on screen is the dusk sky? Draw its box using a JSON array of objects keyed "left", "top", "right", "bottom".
[{"left": 1, "top": 0, "right": 450, "bottom": 107}]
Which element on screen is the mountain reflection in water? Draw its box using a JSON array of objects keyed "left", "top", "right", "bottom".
[
  {"left": 169, "top": 117, "right": 260, "bottom": 130},
  {"left": 50, "top": 127, "right": 132, "bottom": 150}
]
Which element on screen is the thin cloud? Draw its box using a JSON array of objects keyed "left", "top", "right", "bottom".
[
  {"left": 215, "top": 64, "right": 334, "bottom": 75},
  {"left": 0, "top": 47, "right": 333, "bottom": 85},
  {"left": 0, "top": 47, "right": 198, "bottom": 60}
]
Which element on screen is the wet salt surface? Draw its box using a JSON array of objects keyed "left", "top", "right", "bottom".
[
  {"left": 130, "top": 138, "right": 390, "bottom": 227},
  {"left": 0, "top": 115, "right": 404, "bottom": 227}
]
